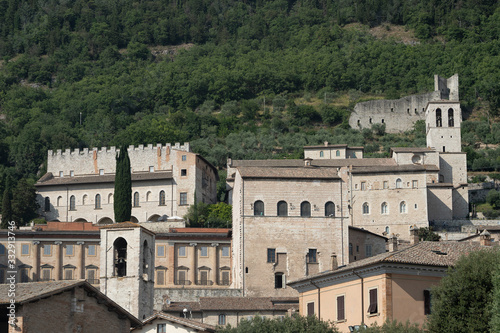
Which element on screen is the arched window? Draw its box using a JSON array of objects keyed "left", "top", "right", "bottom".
[
  {"left": 362, "top": 202, "right": 369, "bottom": 215},
  {"left": 320, "top": 151, "right": 324, "bottom": 157},
  {"left": 159, "top": 190, "right": 165, "bottom": 206},
  {"left": 396, "top": 178, "right": 402, "bottom": 189},
  {"left": 146, "top": 191, "right": 151, "bottom": 202},
  {"left": 336, "top": 150, "right": 340, "bottom": 156},
  {"left": 277, "top": 201, "right": 288, "bottom": 217},
  {"left": 400, "top": 201, "right": 407, "bottom": 214},
  {"left": 448, "top": 108, "right": 454, "bottom": 127},
  {"left": 254, "top": 200, "right": 264, "bottom": 216},
  {"left": 95, "top": 194, "right": 101, "bottom": 209},
  {"left": 44, "top": 197, "right": 50, "bottom": 212},
  {"left": 325, "top": 201, "right": 335, "bottom": 217},
  {"left": 385, "top": 226, "right": 390, "bottom": 234},
  {"left": 381, "top": 202, "right": 388, "bottom": 214},
  {"left": 114, "top": 237, "right": 127, "bottom": 277},
  {"left": 69, "top": 195, "right": 76, "bottom": 210},
  {"left": 82, "top": 194, "right": 88, "bottom": 205},
  {"left": 133, "top": 192, "right": 140, "bottom": 207},
  {"left": 300, "top": 201, "right": 311, "bottom": 217},
  {"left": 108, "top": 193, "right": 113, "bottom": 204},
  {"left": 57, "top": 196, "right": 62, "bottom": 206},
  {"left": 436, "top": 108, "right": 442, "bottom": 127}
]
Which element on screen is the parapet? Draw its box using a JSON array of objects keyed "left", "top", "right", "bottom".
[{"left": 48, "top": 143, "right": 191, "bottom": 156}]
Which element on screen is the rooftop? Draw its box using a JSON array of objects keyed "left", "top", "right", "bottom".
[
  {"left": 163, "top": 297, "right": 299, "bottom": 312},
  {"left": 36, "top": 171, "right": 173, "bottom": 187},
  {"left": 135, "top": 312, "right": 216, "bottom": 332}
]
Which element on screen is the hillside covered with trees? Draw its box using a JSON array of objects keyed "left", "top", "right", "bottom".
[{"left": 0, "top": 0, "right": 500, "bottom": 224}]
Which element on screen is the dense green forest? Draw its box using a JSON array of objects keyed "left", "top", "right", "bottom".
[{"left": 0, "top": 0, "right": 500, "bottom": 224}]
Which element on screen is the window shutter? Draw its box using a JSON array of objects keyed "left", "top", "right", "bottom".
[
  {"left": 337, "top": 296, "right": 345, "bottom": 321},
  {"left": 368, "top": 289, "right": 378, "bottom": 314},
  {"left": 157, "top": 270, "right": 165, "bottom": 285},
  {"left": 307, "top": 302, "right": 315, "bottom": 316}
]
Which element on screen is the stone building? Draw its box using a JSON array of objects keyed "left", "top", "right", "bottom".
[
  {"left": 0, "top": 222, "right": 234, "bottom": 310},
  {"left": 227, "top": 99, "right": 468, "bottom": 297},
  {"left": 288, "top": 239, "right": 490, "bottom": 333},
  {"left": 349, "top": 74, "right": 459, "bottom": 133},
  {"left": 35, "top": 142, "right": 218, "bottom": 224},
  {"left": 0, "top": 280, "right": 141, "bottom": 332}
]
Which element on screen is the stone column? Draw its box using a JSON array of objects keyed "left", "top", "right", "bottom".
[
  {"left": 54, "top": 241, "right": 62, "bottom": 280},
  {"left": 211, "top": 243, "right": 219, "bottom": 285},
  {"left": 32, "top": 241, "right": 40, "bottom": 282},
  {"left": 189, "top": 243, "right": 197, "bottom": 285},
  {"left": 77, "top": 241, "right": 85, "bottom": 279}
]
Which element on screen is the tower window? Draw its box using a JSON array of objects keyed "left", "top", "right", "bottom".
[
  {"left": 325, "top": 201, "right": 335, "bottom": 217},
  {"left": 448, "top": 108, "right": 454, "bottom": 127},
  {"left": 436, "top": 108, "right": 442, "bottom": 127},
  {"left": 300, "top": 201, "right": 311, "bottom": 217},
  {"left": 277, "top": 201, "right": 288, "bottom": 216},
  {"left": 254, "top": 200, "right": 264, "bottom": 216},
  {"left": 113, "top": 237, "right": 127, "bottom": 277}
]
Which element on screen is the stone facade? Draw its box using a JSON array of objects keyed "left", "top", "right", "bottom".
[
  {"left": 349, "top": 74, "right": 459, "bottom": 133},
  {"left": 35, "top": 142, "right": 218, "bottom": 224}
]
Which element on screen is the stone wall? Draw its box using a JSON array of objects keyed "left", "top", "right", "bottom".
[{"left": 154, "top": 288, "right": 242, "bottom": 309}]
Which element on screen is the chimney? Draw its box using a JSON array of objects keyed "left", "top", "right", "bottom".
[
  {"left": 410, "top": 226, "right": 419, "bottom": 245},
  {"left": 388, "top": 236, "right": 398, "bottom": 252},
  {"left": 480, "top": 230, "right": 491, "bottom": 246},
  {"left": 304, "top": 157, "right": 312, "bottom": 167},
  {"left": 331, "top": 253, "right": 338, "bottom": 270}
]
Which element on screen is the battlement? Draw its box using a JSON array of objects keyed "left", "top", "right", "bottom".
[
  {"left": 46, "top": 142, "right": 192, "bottom": 176},
  {"left": 48, "top": 142, "right": 190, "bottom": 156}
]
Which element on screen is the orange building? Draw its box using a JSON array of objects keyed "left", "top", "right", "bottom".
[{"left": 288, "top": 237, "right": 493, "bottom": 332}]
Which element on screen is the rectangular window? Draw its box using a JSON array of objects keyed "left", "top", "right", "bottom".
[
  {"left": 178, "top": 246, "right": 186, "bottom": 257},
  {"left": 200, "top": 246, "right": 208, "bottom": 257},
  {"left": 181, "top": 169, "right": 187, "bottom": 176},
  {"left": 361, "top": 181, "right": 366, "bottom": 191},
  {"left": 156, "top": 270, "right": 165, "bottom": 285},
  {"left": 349, "top": 243, "right": 353, "bottom": 255},
  {"left": 70, "top": 170, "right": 74, "bottom": 177},
  {"left": 20, "top": 268, "right": 29, "bottom": 282},
  {"left": 149, "top": 166, "right": 154, "bottom": 173},
  {"left": 221, "top": 271, "right": 230, "bottom": 285},
  {"left": 218, "top": 314, "right": 226, "bottom": 325},
  {"left": 0, "top": 244, "right": 5, "bottom": 255},
  {"left": 307, "top": 249, "right": 317, "bottom": 263},
  {"left": 21, "top": 244, "right": 30, "bottom": 256},
  {"left": 157, "top": 323, "right": 166, "bottom": 333},
  {"left": 182, "top": 155, "right": 187, "bottom": 161},
  {"left": 87, "top": 269, "right": 96, "bottom": 283},
  {"left": 42, "top": 269, "right": 51, "bottom": 281},
  {"left": 337, "top": 295, "right": 345, "bottom": 321},
  {"left": 157, "top": 245, "right": 166, "bottom": 257},
  {"left": 383, "top": 181, "right": 388, "bottom": 189},
  {"left": 88, "top": 245, "right": 96, "bottom": 256},
  {"left": 178, "top": 270, "right": 186, "bottom": 285},
  {"left": 368, "top": 289, "right": 378, "bottom": 314},
  {"left": 200, "top": 271, "right": 208, "bottom": 285},
  {"left": 99, "top": 169, "right": 104, "bottom": 175},
  {"left": 267, "top": 248, "right": 276, "bottom": 263},
  {"left": 65, "top": 269, "right": 73, "bottom": 280},
  {"left": 412, "top": 180, "right": 418, "bottom": 188},
  {"left": 59, "top": 171, "right": 64, "bottom": 177},
  {"left": 274, "top": 273, "right": 284, "bottom": 289},
  {"left": 180, "top": 192, "right": 188, "bottom": 205},
  {"left": 365, "top": 244, "right": 372, "bottom": 257},
  {"left": 65, "top": 245, "right": 74, "bottom": 256},
  {"left": 307, "top": 302, "right": 315, "bottom": 317},
  {"left": 424, "top": 290, "right": 431, "bottom": 315},
  {"left": 222, "top": 246, "right": 230, "bottom": 257},
  {"left": 43, "top": 244, "right": 51, "bottom": 256}
]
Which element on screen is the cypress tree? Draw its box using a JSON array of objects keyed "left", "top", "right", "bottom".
[
  {"left": 114, "top": 146, "right": 132, "bottom": 222},
  {"left": 1, "top": 182, "right": 13, "bottom": 229}
]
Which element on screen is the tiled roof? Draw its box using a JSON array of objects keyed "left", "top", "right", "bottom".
[
  {"left": 237, "top": 167, "right": 340, "bottom": 179},
  {"left": 351, "top": 164, "right": 439, "bottom": 174},
  {"left": 230, "top": 158, "right": 396, "bottom": 168},
  {"left": 289, "top": 241, "right": 493, "bottom": 285},
  {"left": 427, "top": 182, "right": 454, "bottom": 187},
  {"left": 36, "top": 171, "right": 173, "bottom": 187},
  {"left": 303, "top": 144, "right": 349, "bottom": 149},
  {"left": 391, "top": 147, "right": 435, "bottom": 153},
  {"left": 135, "top": 312, "right": 216, "bottom": 332},
  {"left": 0, "top": 280, "right": 142, "bottom": 326},
  {"left": 169, "top": 228, "right": 230, "bottom": 234},
  {"left": 164, "top": 297, "right": 298, "bottom": 312},
  {"left": 348, "top": 226, "right": 388, "bottom": 240}
]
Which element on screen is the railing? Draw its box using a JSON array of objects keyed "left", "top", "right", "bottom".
[
  {"left": 196, "top": 280, "right": 214, "bottom": 286},
  {"left": 174, "top": 279, "right": 192, "bottom": 286}
]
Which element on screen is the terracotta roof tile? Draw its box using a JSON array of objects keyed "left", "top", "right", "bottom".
[
  {"left": 237, "top": 167, "right": 340, "bottom": 179},
  {"left": 137, "top": 312, "right": 216, "bottom": 332},
  {"left": 164, "top": 298, "right": 298, "bottom": 312}
]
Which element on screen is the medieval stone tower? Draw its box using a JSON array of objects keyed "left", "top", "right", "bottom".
[
  {"left": 100, "top": 223, "right": 155, "bottom": 320},
  {"left": 425, "top": 100, "right": 462, "bottom": 153}
]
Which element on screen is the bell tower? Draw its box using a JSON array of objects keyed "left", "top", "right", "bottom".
[
  {"left": 425, "top": 101, "right": 462, "bottom": 153},
  {"left": 100, "top": 222, "right": 155, "bottom": 320}
]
